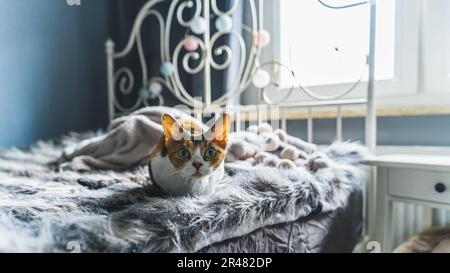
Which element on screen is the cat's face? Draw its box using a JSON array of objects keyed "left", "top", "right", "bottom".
[{"left": 161, "top": 113, "right": 230, "bottom": 179}]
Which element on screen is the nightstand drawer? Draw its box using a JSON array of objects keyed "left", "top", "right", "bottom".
[{"left": 388, "top": 168, "right": 450, "bottom": 205}]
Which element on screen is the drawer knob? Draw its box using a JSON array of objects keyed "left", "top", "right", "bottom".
[{"left": 435, "top": 183, "right": 446, "bottom": 193}]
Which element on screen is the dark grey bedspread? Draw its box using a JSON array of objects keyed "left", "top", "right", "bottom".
[{"left": 198, "top": 190, "right": 363, "bottom": 253}]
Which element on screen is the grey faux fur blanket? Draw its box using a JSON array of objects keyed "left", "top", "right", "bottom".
[{"left": 0, "top": 131, "right": 367, "bottom": 252}]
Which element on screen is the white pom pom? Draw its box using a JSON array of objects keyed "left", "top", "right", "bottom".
[
  {"left": 230, "top": 140, "right": 246, "bottom": 158},
  {"left": 245, "top": 157, "right": 257, "bottom": 166},
  {"left": 260, "top": 133, "right": 280, "bottom": 152},
  {"left": 274, "top": 129, "right": 287, "bottom": 142},
  {"left": 255, "top": 152, "right": 271, "bottom": 164},
  {"left": 191, "top": 16, "right": 206, "bottom": 34},
  {"left": 298, "top": 149, "right": 308, "bottom": 160},
  {"left": 264, "top": 158, "right": 280, "bottom": 167},
  {"left": 278, "top": 159, "right": 296, "bottom": 169},
  {"left": 215, "top": 15, "right": 233, "bottom": 32},
  {"left": 149, "top": 82, "right": 163, "bottom": 97},
  {"left": 307, "top": 152, "right": 330, "bottom": 171},
  {"left": 247, "top": 125, "right": 259, "bottom": 134},
  {"left": 252, "top": 69, "right": 271, "bottom": 88},
  {"left": 280, "top": 145, "right": 300, "bottom": 161},
  {"left": 295, "top": 159, "right": 307, "bottom": 168},
  {"left": 257, "top": 123, "right": 273, "bottom": 134}
]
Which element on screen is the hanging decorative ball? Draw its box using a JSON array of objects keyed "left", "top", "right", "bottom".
[
  {"left": 183, "top": 36, "right": 199, "bottom": 52},
  {"left": 252, "top": 30, "right": 271, "bottom": 48},
  {"left": 160, "top": 62, "right": 174, "bottom": 77},
  {"left": 190, "top": 16, "right": 206, "bottom": 34},
  {"left": 215, "top": 15, "right": 233, "bottom": 32},
  {"left": 139, "top": 87, "right": 150, "bottom": 100},
  {"left": 148, "top": 82, "right": 163, "bottom": 98},
  {"left": 252, "top": 69, "right": 271, "bottom": 88}
]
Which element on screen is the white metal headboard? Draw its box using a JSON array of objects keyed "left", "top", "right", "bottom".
[{"left": 106, "top": 0, "right": 263, "bottom": 113}]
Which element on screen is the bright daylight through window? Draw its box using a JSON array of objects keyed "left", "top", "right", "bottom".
[{"left": 279, "top": 0, "right": 396, "bottom": 87}]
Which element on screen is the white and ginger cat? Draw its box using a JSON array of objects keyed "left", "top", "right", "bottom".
[{"left": 149, "top": 113, "right": 230, "bottom": 196}]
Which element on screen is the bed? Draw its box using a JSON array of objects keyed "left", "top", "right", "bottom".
[
  {"left": 0, "top": 131, "right": 365, "bottom": 252},
  {"left": 0, "top": 0, "right": 377, "bottom": 252}
]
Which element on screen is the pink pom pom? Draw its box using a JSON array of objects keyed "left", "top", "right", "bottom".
[
  {"left": 183, "top": 36, "right": 199, "bottom": 52},
  {"left": 252, "top": 30, "right": 271, "bottom": 48}
]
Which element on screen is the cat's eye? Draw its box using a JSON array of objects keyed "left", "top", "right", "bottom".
[
  {"left": 204, "top": 147, "right": 217, "bottom": 159},
  {"left": 178, "top": 148, "right": 191, "bottom": 160}
]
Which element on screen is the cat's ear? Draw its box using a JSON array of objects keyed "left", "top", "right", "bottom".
[
  {"left": 209, "top": 113, "right": 231, "bottom": 148},
  {"left": 161, "top": 114, "right": 184, "bottom": 142}
]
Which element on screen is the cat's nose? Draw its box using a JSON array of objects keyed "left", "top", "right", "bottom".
[{"left": 192, "top": 160, "right": 203, "bottom": 169}]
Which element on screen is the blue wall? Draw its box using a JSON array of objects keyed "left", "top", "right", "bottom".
[{"left": 0, "top": 0, "right": 109, "bottom": 149}]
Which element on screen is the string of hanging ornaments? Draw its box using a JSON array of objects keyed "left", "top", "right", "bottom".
[{"left": 108, "top": 0, "right": 373, "bottom": 115}]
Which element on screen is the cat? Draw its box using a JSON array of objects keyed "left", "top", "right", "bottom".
[{"left": 149, "top": 113, "right": 230, "bottom": 196}]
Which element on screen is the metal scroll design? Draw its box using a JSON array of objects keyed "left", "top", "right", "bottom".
[{"left": 108, "top": 0, "right": 263, "bottom": 115}]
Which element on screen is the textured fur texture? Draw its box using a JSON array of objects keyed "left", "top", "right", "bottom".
[{"left": 0, "top": 132, "right": 367, "bottom": 252}]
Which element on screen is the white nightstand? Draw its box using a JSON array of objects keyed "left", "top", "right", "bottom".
[{"left": 365, "top": 154, "right": 450, "bottom": 252}]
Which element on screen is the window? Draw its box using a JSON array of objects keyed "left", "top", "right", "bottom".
[
  {"left": 423, "top": 0, "right": 450, "bottom": 94},
  {"left": 279, "top": 0, "right": 396, "bottom": 87},
  {"left": 261, "top": 0, "right": 450, "bottom": 108}
]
